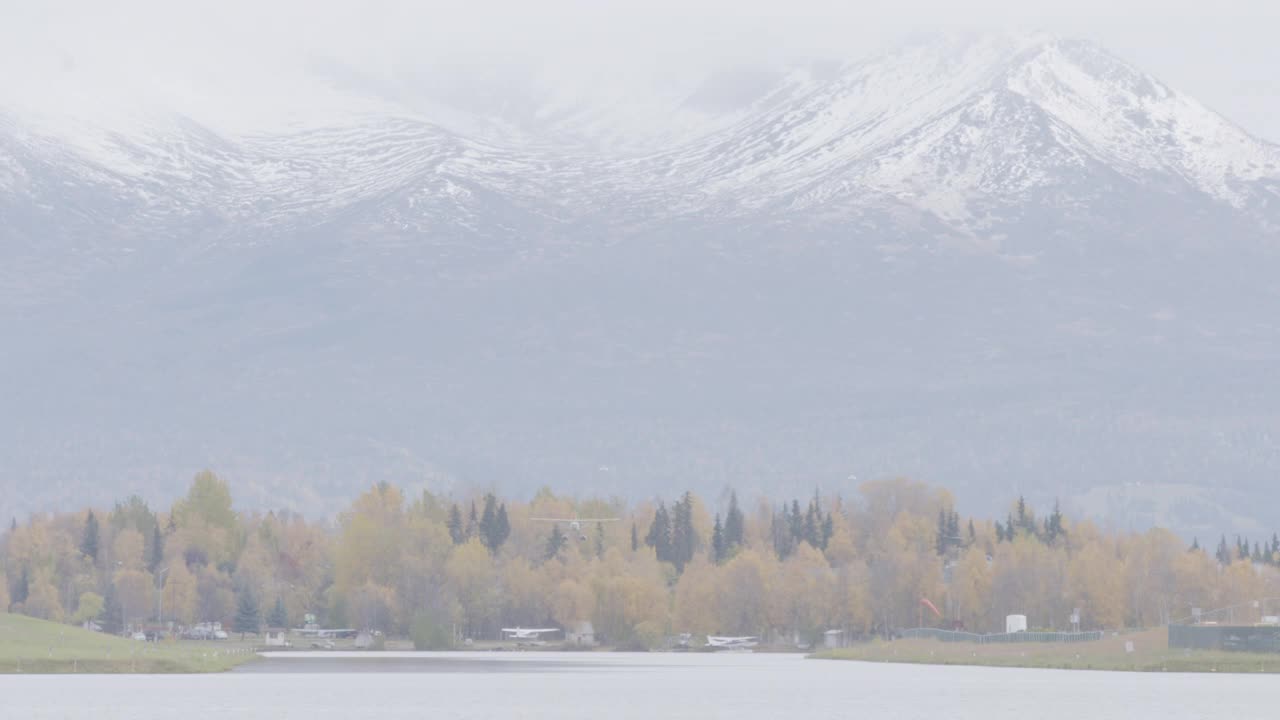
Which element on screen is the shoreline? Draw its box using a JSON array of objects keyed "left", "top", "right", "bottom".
[{"left": 813, "top": 628, "right": 1280, "bottom": 674}]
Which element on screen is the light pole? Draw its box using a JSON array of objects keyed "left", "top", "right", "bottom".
[
  {"left": 156, "top": 567, "right": 169, "bottom": 627},
  {"left": 115, "top": 561, "right": 127, "bottom": 635}
]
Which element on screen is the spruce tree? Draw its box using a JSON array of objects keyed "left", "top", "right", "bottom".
[
  {"left": 234, "top": 589, "right": 261, "bottom": 638},
  {"left": 630, "top": 523, "right": 639, "bottom": 552},
  {"left": 80, "top": 510, "right": 100, "bottom": 562},
  {"left": 788, "top": 500, "right": 804, "bottom": 545},
  {"left": 546, "top": 525, "right": 567, "bottom": 561},
  {"left": 466, "top": 502, "right": 479, "bottom": 540},
  {"left": 148, "top": 524, "right": 165, "bottom": 572},
  {"left": 479, "top": 494, "right": 499, "bottom": 551},
  {"left": 101, "top": 584, "right": 122, "bottom": 634},
  {"left": 1189, "top": 537, "right": 1200, "bottom": 552},
  {"left": 1216, "top": 535, "right": 1231, "bottom": 565},
  {"left": 724, "top": 492, "right": 745, "bottom": 549},
  {"left": 670, "top": 493, "right": 697, "bottom": 572},
  {"left": 772, "top": 507, "right": 795, "bottom": 559},
  {"left": 593, "top": 521, "right": 606, "bottom": 558},
  {"left": 447, "top": 504, "right": 465, "bottom": 545},
  {"left": 495, "top": 504, "right": 511, "bottom": 549},
  {"left": 967, "top": 519, "right": 977, "bottom": 544},
  {"left": 711, "top": 513, "right": 725, "bottom": 564},
  {"left": 936, "top": 508, "right": 949, "bottom": 556},
  {"left": 267, "top": 597, "right": 288, "bottom": 629},
  {"left": 14, "top": 566, "right": 29, "bottom": 605},
  {"left": 804, "top": 502, "right": 820, "bottom": 548},
  {"left": 645, "top": 502, "right": 672, "bottom": 563},
  {"left": 820, "top": 512, "right": 834, "bottom": 551}
]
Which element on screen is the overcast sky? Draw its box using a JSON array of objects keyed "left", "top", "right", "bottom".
[{"left": 5, "top": 0, "right": 1280, "bottom": 141}]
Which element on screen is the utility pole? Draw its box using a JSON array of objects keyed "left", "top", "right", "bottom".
[
  {"left": 115, "top": 561, "right": 127, "bottom": 635},
  {"left": 156, "top": 567, "right": 169, "bottom": 627}
]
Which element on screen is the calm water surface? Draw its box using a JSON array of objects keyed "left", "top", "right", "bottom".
[{"left": 2, "top": 651, "right": 1276, "bottom": 719}]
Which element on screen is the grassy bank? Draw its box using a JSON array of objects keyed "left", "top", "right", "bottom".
[
  {"left": 815, "top": 627, "right": 1280, "bottom": 673},
  {"left": 0, "top": 613, "right": 258, "bottom": 673}
]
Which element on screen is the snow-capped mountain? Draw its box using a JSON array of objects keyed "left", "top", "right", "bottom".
[{"left": 3, "top": 33, "right": 1280, "bottom": 536}]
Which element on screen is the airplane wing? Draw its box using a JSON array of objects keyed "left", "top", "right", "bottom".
[{"left": 575, "top": 518, "right": 619, "bottom": 522}]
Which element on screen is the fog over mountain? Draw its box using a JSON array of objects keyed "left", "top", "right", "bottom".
[{"left": 3, "top": 18, "right": 1280, "bottom": 538}]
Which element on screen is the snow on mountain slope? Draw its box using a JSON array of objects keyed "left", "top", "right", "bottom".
[
  {"left": 624, "top": 32, "right": 1280, "bottom": 229},
  {"left": 3, "top": 32, "right": 1279, "bottom": 261}
]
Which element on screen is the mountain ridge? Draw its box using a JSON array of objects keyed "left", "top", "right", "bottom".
[{"left": 2, "top": 33, "right": 1280, "bottom": 538}]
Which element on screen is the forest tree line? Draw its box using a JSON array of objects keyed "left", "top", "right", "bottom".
[{"left": 3, "top": 471, "right": 1279, "bottom": 648}]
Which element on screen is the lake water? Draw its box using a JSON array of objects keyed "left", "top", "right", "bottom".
[{"left": 2, "top": 651, "right": 1277, "bottom": 719}]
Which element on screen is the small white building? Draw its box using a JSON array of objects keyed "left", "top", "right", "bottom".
[
  {"left": 264, "top": 629, "right": 291, "bottom": 647},
  {"left": 1006, "top": 615, "right": 1028, "bottom": 633},
  {"left": 566, "top": 621, "right": 595, "bottom": 647},
  {"left": 823, "top": 629, "right": 845, "bottom": 649}
]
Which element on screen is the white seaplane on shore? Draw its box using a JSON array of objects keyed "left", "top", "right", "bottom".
[
  {"left": 705, "top": 635, "right": 759, "bottom": 651},
  {"left": 501, "top": 627, "right": 562, "bottom": 647}
]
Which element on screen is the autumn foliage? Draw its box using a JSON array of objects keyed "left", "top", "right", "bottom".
[{"left": 3, "top": 472, "right": 1277, "bottom": 646}]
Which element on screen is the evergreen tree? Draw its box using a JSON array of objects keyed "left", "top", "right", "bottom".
[
  {"left": 593, "top": 520, "right": 605, "bottom": 559},
  {"left": 630, "top": 523, "right": 639, "bottom": 552},
  {"left": 711, "top": 513, "right": 725, "bottom": 564},
  {"left": 772, "top": 507, "right": 795, "bottom": 559},
  {"left": 803, "top": 500, "right": 820, "bottom": 548},
  {"left": 479, "top": 494, "right": 499, "bottom": 551},
  {"left": 14, "top": 566, "right": 29, "bottom": 605},
  {"left": 820, "top": 512, "right": 834, "bottom": 551},
  {"left": 234, "top": 588, "right": 261, "bottom": 638},
  {"left": 936, "top": 508, "right": 950, "bottom": 556},
  {"left": 788, "top": 500, "right": 804, "bottom": 545},
  {"left": 645, "top": 502, "right": 672, "bottom": 563},
  {"left": 495, "top": 504, "right": 511, "bottom": 549},
  {"left": 1044, "top": 501, "right": 1065, "bottom": 546},
  {"left": 947, "top": 511, "right": 961, "bottom": 546},
  {"left": 996, "top": 521, "right": 1006, "bottom": 543},
  {"left": 1216, "top": 535, "right": 1231, "bottom": 565},
  {"left": 1253, "top": 542, "right": 1263, "bottom": 563},
  {"left": 546, "top": 525, "right": 567, "bottom": 561},
  {"left": 967, "top": 519, "right": 977, "bottom": 544},
  {"left": 267, "top": 597, "right": 288, "bottom": 629},
  {"left": 670, "top": 492, "right": 697, "bottom": 572},
  {"left": 1006, "top": 513, "right": 1017, "bottom": 540},
  {"left": 447, "top": 504, "right": 465, "bottom": 545},
  {"left": 148, "top": 524, "right": 165, "bottom": 572},
  {"left": 101, "top": 584, "right": 122, "bottom": 634},
  {"left": 80, "top": 510, "right": 100, "bottom": 562},
  {"left": 1189, "top": 537, "right": 1200, "bottom": 552},
  {"left": 1015, "top": 496, "right": 1028, "bottom": 530},
  {"left": 724, "top": 492, "right": 745, "bottom": 549},
  {"left": 466, "top": 502, "right": 479, "bottom": 540}
]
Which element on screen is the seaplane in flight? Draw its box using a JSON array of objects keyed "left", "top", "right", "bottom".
[
  {"left": 501, "top": 627, "right": 562, "bottom": 647},
  {"left": 705, "top": 635, "right": 759, "bottom": 651},
  {"left": 531, "top": 515, "right": 618, "bottom": 540}
]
